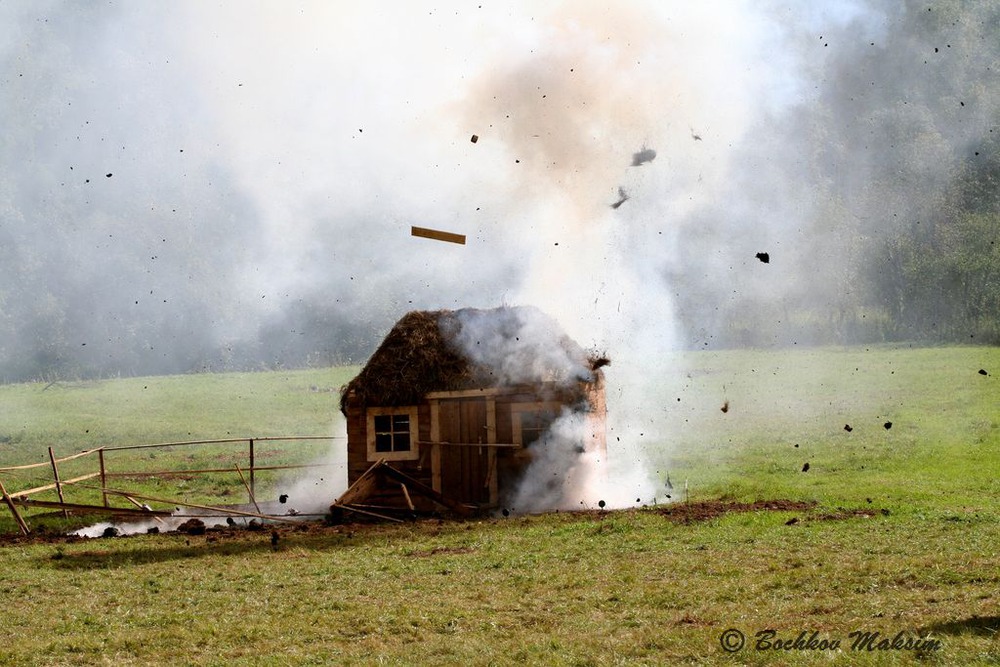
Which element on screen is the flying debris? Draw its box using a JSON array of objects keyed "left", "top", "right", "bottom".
[
  {"left": 631, "top": 147, "right": 656, "bottom": 166},
  {"left": 611, "top": 187, "right": 629, "bottom": 209},
  {"left": 755, "top": 252, "right": 770, "bottom": 264},
  {"left": 801, "top": 462, "right": 810, "bottom": 472},
  {"left": 411, "top": 225, "right": 467, "bottom": 245}
]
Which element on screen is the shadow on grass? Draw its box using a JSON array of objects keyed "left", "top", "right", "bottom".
[
  {"left": 37, "top": 524, "right": 400, "bottom": 569},
  {"left": 923, "top": 616, "right": 1000, "bottom": 637}
]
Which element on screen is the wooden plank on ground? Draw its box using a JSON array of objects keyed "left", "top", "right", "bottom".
[
  {"left": 332, "top": 503, "right": 404, "bottom": 523},
  {"left": 100, "top": 488, "right": 301, "bottom": 523},
  {"left": 13, "top": 498, "right": 172, "bottom": 517}
]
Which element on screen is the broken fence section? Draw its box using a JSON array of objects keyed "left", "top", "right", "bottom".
[{"left": 0, "top": 435, "right": 341, "bottom": 535}]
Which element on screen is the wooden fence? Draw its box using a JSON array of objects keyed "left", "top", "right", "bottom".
[{"left": 0, "top": 436, "right": 343, "bottom": 535}]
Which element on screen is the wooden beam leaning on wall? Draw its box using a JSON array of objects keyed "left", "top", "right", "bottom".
[{"left": 330, "top": 460, "right": 474, "bottom": 519}]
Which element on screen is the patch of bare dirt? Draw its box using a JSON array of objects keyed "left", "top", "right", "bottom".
[
  {"left": 409, "top": 546, "right": 476, "bottom": 558},
  {"left": 658, "top": 499, "right": 817, "bottom": 524},
  {"left": 813, "top": 508, "right": 886, "bottom": 521},
  {"left": 658, "top": 500, "right": 892, "bottom": 524}
]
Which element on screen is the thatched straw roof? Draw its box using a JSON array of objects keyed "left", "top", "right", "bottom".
[{"left": 341, "top": 306, "right": 604, "bottom": 413}]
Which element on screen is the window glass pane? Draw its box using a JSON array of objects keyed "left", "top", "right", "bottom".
[
  {"left": 521, "top": 408, "right": 558, "bottom": 447},
  {"left": 375, "top": 432, "right": 393, "bottom": 452},
  {"left": 392, "top": 414, "right": 410, "bottom": 433},
  {"left": 394, "top": 432, "right": 411, "bottom": 451},
  {"left": 371, "top": 411, "right": 416, "bottom": 456},
  {"left": 373, "top": 414, "right": 392, "bottom": 433}
]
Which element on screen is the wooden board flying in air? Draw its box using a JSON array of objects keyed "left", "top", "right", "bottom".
[{"left": 411, "top": 226, "right": 466, "bottom": 245}]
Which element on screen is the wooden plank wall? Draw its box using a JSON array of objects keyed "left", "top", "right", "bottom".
[{"left": 342, "top": 376, "right": 606, "bottom": 512}]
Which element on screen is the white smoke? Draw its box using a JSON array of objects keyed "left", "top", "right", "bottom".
[
  {"left": 276, "top": 432, "right": 349, "bottom": 516},
  {"left": 8, "top": 2, "right": 917, "bottom": 513},
  {"left": 438, "top": 2, "right": 788, "bottom": 508},
  {"left": 447, "top": 306, "right": 592, "bottom": 387}
]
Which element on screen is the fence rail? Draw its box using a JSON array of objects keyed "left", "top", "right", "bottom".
[{"left": 0, "top": 435, "right": 344, "bottom": 535}]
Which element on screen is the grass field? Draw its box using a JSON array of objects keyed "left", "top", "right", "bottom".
[
  {"left": 0, "top": 346, "right": 997, "bottom": 665},
  {"left": 0, "top": 366, "right": 360, "bottom": 519}
]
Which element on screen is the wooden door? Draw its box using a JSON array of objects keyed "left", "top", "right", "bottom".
[{"left": 438, "top": 398, "right": 490, "bottom": 505}]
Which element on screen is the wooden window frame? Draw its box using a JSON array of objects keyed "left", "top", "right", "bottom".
[
  {"left": 510, "top": 402, "right": 563, "bottom": 448},
  {"left": 366, "top": 406, "right": 420, "bottom": 462}
]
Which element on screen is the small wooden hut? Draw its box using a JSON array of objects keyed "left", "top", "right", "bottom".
[{"left": 333, "top": 306, "right": 607, "bottom": 519}]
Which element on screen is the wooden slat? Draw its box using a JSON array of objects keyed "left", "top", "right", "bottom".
[
  {"left": 430, "top": 401, "right": 442, "bottom": 493},
  {"left": 417, "top": 441, "right": 520, "bottom": 448},
  {"left": 235, "top": 464, "right": 262, "bottom": 514},
  {"left": 101, "top": 435, "right": 339, "bottom": 452},
  {"left": 116, "top": 495, "right": 167, "bottom": 524},
  {"left": 430, "top": 444, "right": 441, "bottom": 493},
  {"left": 13, "top": 472, "right": 102, "bottom": 498},
  {"left": 0, "top": 446, "right": 103, "bottom": 471},
  {"left": 0, "top": 479, "right": 30, "bottom": 535},
  {"left": 98, "top": 448, "right": 108, "bottom": 507},
  {"left": 100, "top": 488, "right": 301, "bottom": 524},
  {"left": 486, "top": 398, "right": 498, "bottom": 506},
  {"left": 399, "top": 483, "right": 416, "bottom": 512},
  {"left": 104, "top": 463, "right": 337, "bottom": 478},
  {"left": 332, "top": 503, "right": 404, "bottom": 523},
  {"left": 425, "top": 387, "right": 506, "bottom": 399},
  {"left": 11, "top": 498, "right": 171, "bottom": 517},
  {"left": 52, "top": 448, "right": 103, "bottom": 465},
  {"left": 410, "top": 226, "right": 466, "bottom": 245},
  {"left": 48, "top": 447, "right": 67, "bottom": 518},
  {"left": 376, "top": 462, "right": 473, "bottom": 517},
  {"left": 333, "top": 460, "right": 384, "bottom": 507}
]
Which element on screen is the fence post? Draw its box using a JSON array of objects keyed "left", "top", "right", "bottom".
[
  {"left": 98, "top": 448, "right": 108, "bottom": 507},
  {"left": 47, "top": 447, "right": 68, "bottom": 519},
  {"left": 248, "top": 438, "right": 255, "bottom": 504}
]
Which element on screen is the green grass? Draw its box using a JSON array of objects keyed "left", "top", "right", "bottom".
[
  {"left": 0, "top": 366, "right": 359, "bottom": 522},
  {"left": 0, "top": 346, "right": 998, "bottom": 665},
  {"left": 0, "top": 367, "right": 359, "bottom": 460},
  {"left": 659, "top": 345, "right": 1000, "bottom": 512}
]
